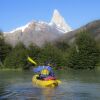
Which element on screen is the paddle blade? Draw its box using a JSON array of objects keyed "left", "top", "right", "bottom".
[{"left": 27, "top": 57, "right": 37, "bottom": 65}]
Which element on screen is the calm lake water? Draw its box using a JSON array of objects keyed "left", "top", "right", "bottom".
[{"left": 0, "top": 69, "right": 100, "bottom": 100}]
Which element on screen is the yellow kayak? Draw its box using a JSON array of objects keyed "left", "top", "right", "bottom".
[{"left": 32, "top": 75, "right": 61, "bottom": 88}]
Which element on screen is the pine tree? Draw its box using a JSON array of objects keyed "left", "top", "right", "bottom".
[
  {"left": 39, "top": 43, "right": 63, "bottom": 68},
  {"left": 0, "top": 32, "right": 12, "bottom": 67},
  {"left": 67, "top": 31, "right": 100, "bottom": 69},
  {"left": 4, "top": 43, "right": 28, "bottom": 69}
]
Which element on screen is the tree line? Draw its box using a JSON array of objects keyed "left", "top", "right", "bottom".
[{"left": 0, "top": 31, "right": 100, "bottom": 70}]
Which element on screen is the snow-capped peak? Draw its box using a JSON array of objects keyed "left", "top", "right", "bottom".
[
  {"left": 4, "top": 9, "right": 73, "bottom": 47},
  {"left": 5, "top": 9, "right": 72, "bottom": 34},
  {"left": 50, "top": 9, "right": 72, "bottom": 33}
]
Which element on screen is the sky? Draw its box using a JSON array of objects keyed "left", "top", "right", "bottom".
[{"left": 0, "top": 0, "right": 100, "bottom": 32}]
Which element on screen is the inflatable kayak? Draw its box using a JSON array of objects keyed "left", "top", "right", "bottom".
[{"left": 32, "top": 75, "right": 61, "bottom": 88}]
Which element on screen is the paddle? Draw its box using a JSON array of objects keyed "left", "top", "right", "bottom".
[{"left": 27, "top": 56, "right": 37, "bottom": 65}]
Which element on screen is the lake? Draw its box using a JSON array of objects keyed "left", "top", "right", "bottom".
[{"left": 0, "top": 69, "right": 100, "bottom": 100}]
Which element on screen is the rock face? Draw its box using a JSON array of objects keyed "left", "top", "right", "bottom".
[
  {"left": 4, "top": 9, "right": 72, "bottom": 47},
  {"left": 50, "top": 9, "right": 72, "bottom": 33},
  {"left": 57, "top": 20, "right": 100, "bottom": 44}
]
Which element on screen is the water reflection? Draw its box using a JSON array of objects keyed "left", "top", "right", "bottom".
[{"left": 41, "top": 88, "right": 55, "bottom": 100}]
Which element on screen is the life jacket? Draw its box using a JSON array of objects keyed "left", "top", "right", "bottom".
[{"left": 40, "top": 66, "right": 50, "bottom": 76}]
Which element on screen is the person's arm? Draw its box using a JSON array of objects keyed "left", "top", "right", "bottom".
[
  {"left": 33, "top": 66, "right": 43, "bottom": 73},
  {"left": 33, "top": 68, "right": 39, "bottom": 73},
  {"left": 47, "top": 66, "right": 55, "bottom": 77},
  {"left": 50, "top": 69, "right": 55, "bottom": 77}
]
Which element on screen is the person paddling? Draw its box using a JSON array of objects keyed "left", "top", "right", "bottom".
[{"left": 33, "top": 63, "right": 55, "bottom": 80}]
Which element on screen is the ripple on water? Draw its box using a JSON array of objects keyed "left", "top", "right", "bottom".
[{"left": 0, "top": 82, "right": 43, "bottom": 100}]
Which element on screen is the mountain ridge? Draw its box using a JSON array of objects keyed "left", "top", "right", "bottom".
[
  {"left": 56, "top": 19, "right": 100, "bottom": 45},
  {"left": 4, "top": 9, "right": 72, "bottom": 47}
]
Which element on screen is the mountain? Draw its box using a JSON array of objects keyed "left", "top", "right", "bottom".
[
  {"left": 50, "top": 9, "right": 72, "bottom": 33},
  {"left": 79, "top": 20, "right": 100, "bottom": 40},
  {"left": 57, "top": 20, "right": 100, "bottom": 44},
  {"left": 4, "top": 9, "right": 72, "bottom": 47}
]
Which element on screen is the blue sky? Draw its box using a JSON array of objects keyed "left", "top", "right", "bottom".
[{"left": 0, "top": 0, "right": 100, "bottom": 32}]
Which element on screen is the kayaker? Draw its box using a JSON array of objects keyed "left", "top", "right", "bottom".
[{"left": 33, "top": 63, "right": 55, "bottom": 80}]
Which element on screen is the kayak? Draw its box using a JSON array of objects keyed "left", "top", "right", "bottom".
[{"left": 32, "top": 75, "right": 61, "bottom": 88}]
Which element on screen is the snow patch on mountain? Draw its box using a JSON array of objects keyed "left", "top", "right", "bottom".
[{"left": 11, "top": 24, "right": 29, "bottom": 33}]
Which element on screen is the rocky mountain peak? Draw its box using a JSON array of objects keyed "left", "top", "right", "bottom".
[{"left": 50, "top": 9, "right": 72, "bottom": 33}]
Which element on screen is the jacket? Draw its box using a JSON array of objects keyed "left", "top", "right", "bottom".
[{"left": 33, "top": 66, "right": 55, "bottom": 77}]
